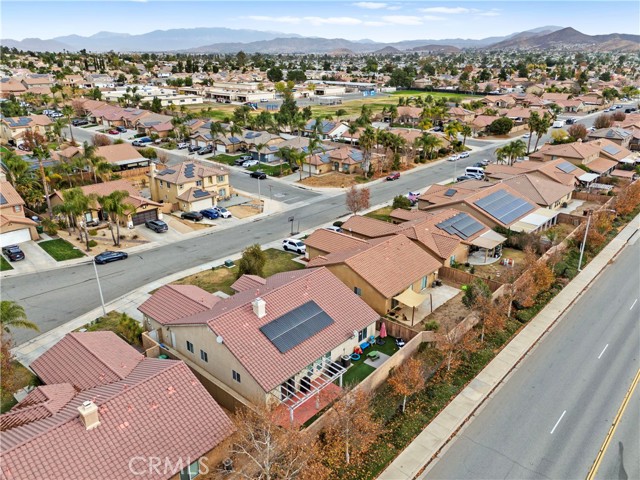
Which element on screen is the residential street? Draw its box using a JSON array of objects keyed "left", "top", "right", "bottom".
[{"left": 423, "top": 241, "right": 640, "bottom": 480}]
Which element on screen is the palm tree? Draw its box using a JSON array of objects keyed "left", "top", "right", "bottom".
[
  {"left": 359, "top": 127, "right": 376, "bottom": 177},
  {"left": 335, "top": 109, "right": 347, "bottom": 121},
  {"left": 495, "top": 139, "right": 527, "bottom": 166},
  {"left": 254, "top": 142, "right": 267, "bottom": 168},
  {"left": 387, "top": 105, "right": 398, "bottom": 126},
  {"left": 81, "top": 142, "right": 107, "bottom": 183},
  {"left": 306, "top": 136, "right": 320, "bottom": 179},
  {"left": 414, "top": 133, "right": 442, "bottom": 160},
  {"left": 444, "top": 122, "right": 461, "bottom": 147},
  {"left": 347, "top": 123, "right": 359, "bottom": 146},
  {"left": 209, "top": 121, "right": 225, "bottom": 156},
  {"left": 0, "top": 301, "right": 39, "bottom": 333},
  {"left": 526, "top": 111, "right": 541, "bottom": 154},
  {"left": 289, "top": 149, "right": 307, "bottom": 182},
  {"left": 62, "top": 105, "right": 75, "bottom": 144},
  {"left": 2, "top": 150, "right": 34, "bottom": 192},
  {"left": 460, "top": 125, "right": 472, "bottom": 147},
  {"left": 99, "top": 190, "right": 134, "bottom": 246},
  {"left": 533, "top": 113, "right": 552, "bottom": 153},
  {"left": 30, "top": 143, "right": 54, "bottom": 219}
]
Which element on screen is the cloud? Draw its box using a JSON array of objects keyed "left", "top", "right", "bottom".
[
  {"left": 381, "top": 15, "right": 423, "bottom": 25},
  {"left": 419, "top": 7, "right": 469, "bottom": 14},
  {"left": 422, "top": 15, "right": 445, "bottom": 21},
  {"left": 247, "top": 15, "right": 302, "bottom": 24},
  {"left": 477, "top": 9, "right": 501, "bottom": 16},
  {"left": 353, "top": 2, "right": 388, "bottom": 9}
]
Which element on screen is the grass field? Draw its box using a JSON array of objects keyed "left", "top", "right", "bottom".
[
  {"left": 172, "top": 248, "right": 304, "bottom": 295},
  {"left": 38, "top": 239, "right": 86, "bottom": 261},
  {"left": 0, "top": 256, "right": 13, "bottom": 271}
]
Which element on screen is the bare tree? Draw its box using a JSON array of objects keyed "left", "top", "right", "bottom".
[
  {"left": 345, "top": 186, "right": 370, "bottom": 215},
  {"left": 388, "top": 357, "right": 426, "bottom": 412}
]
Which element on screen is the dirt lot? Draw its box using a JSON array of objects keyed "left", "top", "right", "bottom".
[
  {"left": 571, "top": 200, "right": 605, "bottom": 216},
  {"left": 61, "top": 226, "right": 148, "bottom": 255},
  {"left": 473, "top": 247, "right": 528, "bottom": 282},
  {"left": 422, "top": 292, "right": 468, "bottom": 333},
  {"left": 228, "top": 201, "right": 262, "bottom": 219},
  {"left": 299, "top": 172, "right": 362, "bottom": 188}
]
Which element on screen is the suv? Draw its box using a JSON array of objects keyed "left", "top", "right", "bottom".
[
  {"left": 145, "top": 219, "right": 168, "bottom": 233},
  {"left": 282, "top": 238, "right": 306, "bottom": 254},
  {"left": 212, "top": 206, "right": 232, "bottom": 218},
  {"left": 188, "top": 144, "right": 202, "bottom": 153},
  {"left": 200, "top": 208, "right": 219, "bottom": 219},
  {"left": 458, "top": 151, "right": 470, "bottom": 158},
  {"left": 2, "top": 245, "right": 25, "bottom": 261},
  {"left": 116, "top": 126, "right": 127, "bottom": 133},
  {"left": 250, "top": 170, "right": 267, "bottom": 179},
  {"left": 181, "top": 211, "right": 203, "bottom": 221},
  {"left": 198, "top": 145, "right": 214, "bottom": 155},
  {"left": 132, "top": 137, "right": 152, "bottom": 146},
  {"left": 177, "top": 142, "right": 189, "bottom": 150}
]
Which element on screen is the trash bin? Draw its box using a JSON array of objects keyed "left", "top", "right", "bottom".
[
  {"left": 158, "top": 354, "right": 168, "bottom": 360},
  {"left": 341, "top": 355, "right": 351, "bottom": 368},
  {"left": 36, "top": 225, "right": 44, "bottom": 234}
]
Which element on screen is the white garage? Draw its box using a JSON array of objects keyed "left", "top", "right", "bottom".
[{"left": 0, "top": 228, "right": 31, "bottom": 248}]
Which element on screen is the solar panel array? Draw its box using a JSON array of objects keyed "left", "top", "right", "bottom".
[
  {"left": 0, "top": 194, "right": 7, "bottom": 205},
  {"left": 260, "top": 300, "right": 335, "bottom": 353},
  {"left": 556, "top": 161, "right": 577, "bottom": 174},
  {"left": 474, "top": 189, "right": 535, "bottom": 225},
  {"left": 6, "top": 117, "right": 32, "bottom": 128},
  {"left": 192, "top": 189, "right": 209, "bottom": 199},
  {"left": 444, "top": 188, "right": 457, "bottom": 197},
  {"left": 156, "top": 169, "right": 176, "bottom": 176},
  {"left": 436, "top": 212, "right": 484, "bottom": 240},
  {"left": 602, "top": 144, "right": 621, "bottom": 156},
  {"left": 184, "top": 164, "right": 195, "bottom": 179},
  {"left": 349, "top": 150, "right": 363, "bottom": 161}
]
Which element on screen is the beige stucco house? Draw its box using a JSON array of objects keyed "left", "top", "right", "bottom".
[{"left": 0, "top": 180, "right": 39, "bottom": 247}]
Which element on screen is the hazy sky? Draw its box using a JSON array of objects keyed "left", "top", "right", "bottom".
[{"left": 2, "top": 1, "right": 639, "bottom": 42}]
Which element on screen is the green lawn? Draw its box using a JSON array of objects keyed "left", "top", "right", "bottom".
[
  {"left": 390, "top": 90, "right": 472, "bottom": 100},
  {"left": 173, "top": 248, "right": 304, "bottom": 295},
  {"left": 0, "top": 256, "right": 13, "bottom": 271},
  {"left": 247, "top": 163, "right": 294, "bottom": 177},
  {"left": 340, "top": 336, "right": 400, "bottom": 387},
  {"left": 38, "top": 239, "right": 85, "bottom": 261},
  {"left": 365, "top": 206, "right": 394, "bottom": 222},
  {"left": 213, "top": 153, "right": 241, "bottom": 166}
]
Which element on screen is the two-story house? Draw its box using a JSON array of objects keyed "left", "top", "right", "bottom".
[
  {"left": 149, "top": 161, "right": 230, "bottom": 212},
  {"left": 0, "top": 115, "right": 52, "bottom": 145},
  {"left": 0, "top": 180, "right": 39, "bottom": 247}
]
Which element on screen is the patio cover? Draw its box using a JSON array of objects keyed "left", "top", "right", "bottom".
[
  {"left": 394, "top": 288, "right": 428, "bottom": 308},
  {"left": 471, "top": 229, "right": 506, "bottom": 249},
  {"left": 510, "top": 209, "right": 558, "bottom": 233},
  {"left": 578, "top": 172, "right": 599, "bottom": 183}
]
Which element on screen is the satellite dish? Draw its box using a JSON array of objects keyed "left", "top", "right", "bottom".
[{"left": 216, "top": 335, "right": 224, "bottom": 344}]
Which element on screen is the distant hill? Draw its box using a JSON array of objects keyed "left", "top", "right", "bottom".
[
  {"left": 186, "top": 37, "right": 377, "bottom": 54},
  {"left": 1, "top": 37, "right": 72, "bottom": 52},
  {"left": 488, "top": 27, "right": 640, "bottom": 51},
  {"left": 410, "top": 44, "right": 461, "bottom": 53},
  {"left": 373, "top": 46, "right": 401, "bottom": 55}
]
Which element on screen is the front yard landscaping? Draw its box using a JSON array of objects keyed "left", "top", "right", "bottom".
[
  {"left": 365, "top": 206, "right": 394, "bottom": 222},
  {"left": 38, "top": 238, "right": 85, "bottom": 261},
  {"left": 76, "top": 311, "right": 144, "bottom": 347},
  {"left": 0, "top": 256, "right": 13, "bottom": 271},
  {"left": 172, "top": 248, "right": 304, "bottom": 295},
  {"left": 1, "top": 361, "right": 39, "bottom": 413}
]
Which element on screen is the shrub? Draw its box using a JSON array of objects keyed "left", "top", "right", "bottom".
[
  {"left": 333, "top": 221, "right": 344, "bottom": 227},
  {"left": 392, "top": 195, "right": 412, "bottom": 210},
  {"left": 41, "top": 218, "right": 58, "bottom": 235},
  {"left": 132, "top": 234, "right": 138, "bottom": 239},
  {"left": 88, "top": 229, "right": 98, "bottom": 236},
  {"left": 138, "top": 147, "right": 157, "bottom": 159},
  {"left": 424, "top": 320, "right": 440, "bottom": 331},
  {"left": 88, "top": 240, "right": 97, "bottom": 247},
  {"left": 488, "top": 117, "right": 514, "bottom": 135}
]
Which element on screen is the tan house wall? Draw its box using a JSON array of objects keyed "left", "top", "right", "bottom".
[
  {"left": 0, "top": 123, "right": 50, "bottom": 143},
  {"left": 151, "top": 172, "right": 230, "bottom": 209},
  {"left": 446, "top": 242, "right": 470, "bottom": 266}
]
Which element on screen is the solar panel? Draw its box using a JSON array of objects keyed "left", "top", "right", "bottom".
[
  {"left": 260, "top": 300, "right": 335, "bottom": 353},
  {"left": 192, "top": 189, "right": 209, "bottom": 198},
  {"left": 157, "top": 169, "right": 175, "bottom": 176},
  {"left": 602, "top": 145, "right": 621, "bottom": 155},
  {"left": 436, "top": 212, "right": 484, "bottom": 239},
  {"left": 0, "top": 194, "right": 7, "bottom": 205},
  {"left": 556, "top": 161, "right": 577, "bottom": 174},
  {"left": 474, "top": 189, "right": 534, "bottom": 224},
  {"left": 444, "top": 188, "right": 457, "bottom": 197}
]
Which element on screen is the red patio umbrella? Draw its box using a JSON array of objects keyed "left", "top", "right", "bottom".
[{"left": 379, "top": 321, "right": 387, "bottom": 339}]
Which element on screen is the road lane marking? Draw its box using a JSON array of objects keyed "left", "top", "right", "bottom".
[
  {"left": 631, "top": 299, "right": 638, "bottom": 310},
  {"left": 597, "top": 344, "right": 609, "bottom": 359},
  {"left": 586, "top": 367, "right": 640, "bottom": 480},
  {"left": 550, "top": 410, "right": 566, "bottom": 434}
]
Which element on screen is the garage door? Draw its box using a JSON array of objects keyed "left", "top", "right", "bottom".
[
  {"left": 0, "top": 228, "right": 31, "bottom": 248},
  {"left": 131, "top": 209, "right": 158, "bottom": 226}
]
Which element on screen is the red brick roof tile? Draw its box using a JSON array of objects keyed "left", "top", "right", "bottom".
[{"left": 138, "top": 285, "right": 219, "bottom": 325}]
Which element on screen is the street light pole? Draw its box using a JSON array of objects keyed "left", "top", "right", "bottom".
[
  {"left": 92, "top": 259, "right": 107, "bottom": 317},
  {"left": 577, "top": 212, "right": 591, "bottom": 272}
]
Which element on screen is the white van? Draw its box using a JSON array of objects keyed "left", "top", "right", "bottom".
[{"left": 465, "top": 166, "right": 485, "bottom": 178}]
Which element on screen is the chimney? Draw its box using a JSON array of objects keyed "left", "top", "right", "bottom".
[
  {"left": 77, "top": 401, "right": 100, "bottom": 431},
  {"left": 252, "top": 297, "right": 266, "bottom": 318}
]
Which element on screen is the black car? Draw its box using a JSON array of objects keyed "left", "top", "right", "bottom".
[
  {"left": 250, "top": 171, "right": 267, "bottom": 179},
  {"left": 145, "top": 219, "right": 168, "bottom": 233},
  {"left": 2, "top": 245, "right": 25, "bottom": 261},
  {"left": 71, "top": 119, "right": 89, "bottom": 126},
  {"left": 181, "top": 211, "right": 204, "bottom": 221},
  {"left": 94, "top": 251, "right": 128, "bottom": 264},
  {"left": 188, "top": 145, "right": 202, "bottom": 153},
  {"left": 234, "top": 157, "right": 248, "bottom": 166},
  {"left": 116, "top": 126, "right": 127, "bottom": 133},
  {"left": 198, "top": 145, "right": 214, "bottom": 155}
]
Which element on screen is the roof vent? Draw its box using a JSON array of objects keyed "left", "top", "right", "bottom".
[
  {"left": 77, "top": 401, "right": 100, "bottom": 431},
  {"left": 252, "top": 297, "right": 266, "bottom": 319}
]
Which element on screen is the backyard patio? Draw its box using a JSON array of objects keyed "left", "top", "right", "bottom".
[{"left": 392, "top": 285, "right": 460, "bottom": 327}]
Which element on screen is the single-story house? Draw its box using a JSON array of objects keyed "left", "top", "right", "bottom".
[{"left": 95, "top": 143, "right": 150, "bottom": 171}]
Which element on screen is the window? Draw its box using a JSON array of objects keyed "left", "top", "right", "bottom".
[
  {"left": 179, "top": 461, "right": 200, "bottom": 480},
  {"left": 354, "top": 286, "right": 362, "bottom": 296},
  {"left": 450, "top": 255, "right": 456, "bottom": 264},
  {"left": 159, "top": 180, "right": 163, "bottom": 188},
  {"left": 208, "top": 176, "right": 213, "bottom": 184},
  {"left": 217, "top": 175, "right": 226, "bottom": 183},
  {"left": 200, "top": 350, "right": 208, "bottom": 362},
  {"left": 13, "top": 205, "right": 21, "bottom": 213},
  {"left": 421, "top": 276, "right": 428, "bottom": 290},
  {"left": 219, "top": 188, "right": 226, "bottom": 197},
  {"left": 232, "top": 370, "right": 241, "bottom": 383},
  {"left": 186, "top": 341, "right": 194, "bottom": 353},
  {"left": 358, "top": 327, "right": 368, "bottom": 342},
  {"left": 196, "top": 180, "right": 202, "bottom": 187}
]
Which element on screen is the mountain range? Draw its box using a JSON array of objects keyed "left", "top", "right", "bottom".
[{"left": 2, "top": 26, "right": 638, "bottom": 54}]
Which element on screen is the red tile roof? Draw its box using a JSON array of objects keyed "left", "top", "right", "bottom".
[
  {"left": 30, "top": 332, "right": 144, "bottom": 390},
  {"left": 138, "top": 285, "right": 220, "bottom": 325},
  {"left": 230, "top": 274, "right": 266, "bottom": 293},
  {"left": 304, "top": 228, "right": 369, "bottom": 255},
  {"left": 341, "top": 215, "right": 400, "bottom": 238},
  {"left": 0, "top": 384, "right": 76, "bottom": 432},
  {"left": 1, "top": 359, "right": 234, "bottom": 480}
]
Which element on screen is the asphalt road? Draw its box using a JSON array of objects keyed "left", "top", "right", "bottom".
[{"left": 423, "top": 241, "right": 640, "bottom": 480}]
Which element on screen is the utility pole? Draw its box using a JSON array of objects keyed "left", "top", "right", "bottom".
[{"left": 92, "top": 259, "right": 107, "bottom": 317}]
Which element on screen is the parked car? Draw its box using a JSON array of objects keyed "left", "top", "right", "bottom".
[
  {"left": 522, "top": 133, "right": 531, "bottom": 138},
  {"left": 588, "top": 126, "right": 597, "bottom": 132},
  {"left": 144, "top": 219, "right": 168, "bottom": 233},
  {"left": 116, "top": 126, "right": 127, "bottom": 133},
  {"left": 242, "top": 159, "right": 259, "bottom": 168},
  {"left": 406, "top": 191, "right": 420, "bottom": 206},
  {"left": 71, "top": 119, "right": 89, "bottom": 126},
  {"left": 2, "top": 245, "right": 25, "bottom": 261},
  {"left": 95, "top": 251, "right": 128, "bottom": 264},
  {"left": 234, "top": 157, "right": 248, "bottom": 166},
  {"left": 199, "top": 208, "right": 219, "bottom": 220},
  {"left": 239, "top": 154, "right": 253, "bottom": 161},
  {"left": 282, "top": 238, "right": 306, "bottom": 254},
  {"left": 212, "top": 206, "right": 232, "bottom": 218},
  {"left": 480, "top": 159, "right": 490, "bottom": 166},
  {"left": 325, "top": 226, "right": 342, "bottom": 233},
  {"left": 456, "top": 175, "right": 474, "bottom": 182},
  {"left": 181, "top": 211, "right": 203, "bottom": 221},
  {"left": 132, "top": 137, "right": 152, "bottom": 146},
  {"left": 177, "top": 142, "right": 189, "bottom": 150},
  {"left": 386, "top": 171, "right": 400, "bottom": 181},
  {"left": 108, "top": 129, "right": 119, "bottom": 135},
  {"left": 188, "top": 144, "right": 202, "bottom": 153},
  {"left": 447, "top": 155, "right": 460, "bottom": 162},
  {"left": 250, "top": 170, "right": 267, "bottom": 179},
  {"left": 198, "top": 145, "right": 214, "bottom": 155}
]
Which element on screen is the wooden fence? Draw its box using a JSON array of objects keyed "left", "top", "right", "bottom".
[{"left": 438, "top": 266, "right": 503, "bottom": 291}]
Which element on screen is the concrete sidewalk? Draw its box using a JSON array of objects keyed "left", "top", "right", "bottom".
[{"left": 379, "top": 213, "right": 640, "bottom": 480}]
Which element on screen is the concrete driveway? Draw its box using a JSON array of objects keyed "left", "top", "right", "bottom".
[
  {"left": 3, "top": 241, "right": 58, "bottom": 274},
  {"left": 135, "top": 217, "right": 191, "bottom": 245}
]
